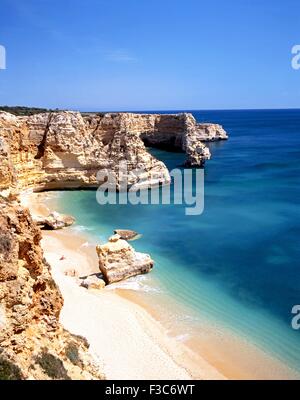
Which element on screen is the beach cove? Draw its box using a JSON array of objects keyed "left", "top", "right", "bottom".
[
  {"left": 22, "top": 109, "right": 300, "bottom": 380},
  {"left": 21, "top": 177, "right": 300, "bottom": 380},
  {"left": 22, "top": 191, "right": 225, "bottom": 380},
  {"left": 3, "top": 108, "right": 300, "bottom": 380}
]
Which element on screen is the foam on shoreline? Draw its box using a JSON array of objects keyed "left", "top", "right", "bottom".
[
  {"left": 21, "top": 191, "right": 300, "bottom": 380},
  {"left": 41, "top": 229, "right": 225, "bottom": 379}
]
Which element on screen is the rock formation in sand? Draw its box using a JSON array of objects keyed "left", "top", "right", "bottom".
[
  {"left": 0, "top": 110, "right": 228, "bottom": 196},
  {"left": 0, "top": 197, "right": 104, "bottom": 380},
  {"left": 80, "top": 275, "right": 106, "bottom": 290},
  {"left": 96, "top": 234, "right": 154, "bottom": 284},
  {"left": 34, "top": 211, "right": 75, "bottom": 230}
]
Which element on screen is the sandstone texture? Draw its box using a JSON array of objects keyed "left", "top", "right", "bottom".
[
  {"left": 34, "top": 211, "right": 75, "bottom": 230},
  {"left": 0, "top": 111, "right": 171, "bottom": 195},
  {"left": 80, "top": 275, "right": 106, "bottom": 290},
  {"left": 0, "top": 110, "right": 228, "bottom": 197},
  {"left": 139, "top": 112, "right": 215, "bottom": 167},
  {"left": 0, "top": 109, "right": 227, "bottom": 379},
  {"left": 0, "top": 198, "right": 104, "bottom": 380},
  {"left": 114, "top": 229, "right": 140, "bottom": 241},
  {"left": 194, "top": 123, "right": 228, "bottom": 142},
  {"left": 96, "top": 234, "right": 154, "bottom": 284}
]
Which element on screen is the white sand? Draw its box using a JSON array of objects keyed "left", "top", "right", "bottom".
[
  {"left": 21, "top": 192, "right": 300, "bottom": 380},
  {"left": 42, "top": 231, "right": 225, "bottom": 380}
]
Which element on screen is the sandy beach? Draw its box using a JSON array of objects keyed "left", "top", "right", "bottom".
[
  {"left": 22, "top": 191, "right": 224, "bottom": 380},
  {"left": 41, "top": 230, "right": 225, "bottom": 380},
  {"left": 21, "top": 191, "right": 300, "bottom": 380}
]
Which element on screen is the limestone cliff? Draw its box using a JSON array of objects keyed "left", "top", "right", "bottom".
[
  {"left": 194, "top": 123, "right": 228, "bottom": 142},
  {"left": 0, "top": 111, "right": 228, "bottom": 196},
  {"left": 0, "top": 197, "right": 104, "bottom": 380},
  {"left": 0, "top": 111, "right": 171, "bottom": 194},
  {"left": 138, "top": 112, "right": 227, "bottom": 166},
  {"left": 0, "top": 109, "right": 228, "bottom": 379}
]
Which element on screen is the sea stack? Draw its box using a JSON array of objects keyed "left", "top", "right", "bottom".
[
  {"left": 114, "top": 229, "right": 140, "bottom": 241},
  {"left": 96, "top": 234, "right": 154, "bottom": 284}
]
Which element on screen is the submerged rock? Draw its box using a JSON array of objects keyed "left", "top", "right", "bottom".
[
  {"left": 96, "top": 234, "right": 154, "bottom": 284},
  {"left": 34, "top": 211, "right": 75, "bottom": 230},
  {"left": 114, "top": 229, "right": 140, "bottom": 241}
]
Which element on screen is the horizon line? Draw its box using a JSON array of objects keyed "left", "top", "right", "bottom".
[{"left": 1, "top": 105, "right": 300, "bottom": 113}]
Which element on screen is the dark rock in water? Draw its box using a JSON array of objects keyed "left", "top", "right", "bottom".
[{"left": 114, "top": 229, "right": 140, "bottom": 241}]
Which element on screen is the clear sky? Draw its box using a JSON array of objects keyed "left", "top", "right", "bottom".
[{"left": 0, "top": 0, "right": 299, "bottom": 111}]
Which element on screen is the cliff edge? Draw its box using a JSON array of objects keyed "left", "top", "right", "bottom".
[
  {"left": 0, "top": 111, "right": 227, "bottom": 195},
  {"left": 0, "top": 110, "right": 227, "bottom": 379},
  {"left": 0, "top": 197, "right": 104, "bottom": 379}
]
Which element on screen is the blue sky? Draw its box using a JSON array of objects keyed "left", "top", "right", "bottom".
[{"left": 0, "top": 0, "right": 299, "bottom": 110}]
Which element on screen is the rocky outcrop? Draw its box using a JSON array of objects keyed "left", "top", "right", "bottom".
[
  {"left": 114, "top": 229, "right": 140, "bottom": 241},
  {"left": 183, "top": 123, "right": 227, "bottom": 166},
  {"left": 137, "top": 113, "right": 210, "bottom": 166},
  {"left": 0, "top": 198, "right": 104, "bottom": 380},
  {"left": 195, "top": 123, "right": 228, "bottom": 142},
  {"left": 0, "top": 114, "right": 18, "bottom": 199},
  {"left": 138, "top": 113, "right": 228, "bottom": 166},
  {"left": 34, "top": 211, "right": 75, "bottom": 230},
  {"left": 0, "top": 109, "right": 227, "bottom": 379},
  {"left": 96, "top": 234, "right": 154, "bottom": 284},
  {"left": 0, "top": 111, "right": 171, "bottom": 194},
  {"left": 0, "top": 111, "right": 228, "bottom": 196},
  {"left": 80, "top": 275, "right": 106, "bottom": 290},
  {"left": 183, "top": 114, "right": 212, "bottom": 167}
]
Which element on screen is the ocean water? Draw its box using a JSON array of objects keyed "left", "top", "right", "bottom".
[{"left": 57, "top": 109, "right": 300, "bottom": 374}]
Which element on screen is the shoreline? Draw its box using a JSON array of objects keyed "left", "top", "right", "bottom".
[
  {"left": 41, "top": 229, "right": 224, "bottom": 380},
  {"left": 21, "top": 191, "right": 300, "bottom": 380},
  {"left": 22, "top": 191, "right": 224, "bottom": 379}
]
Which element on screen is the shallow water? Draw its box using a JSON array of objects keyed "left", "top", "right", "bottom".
[{"left": 57, "top": 109, "right": 300, "bottom": 375}]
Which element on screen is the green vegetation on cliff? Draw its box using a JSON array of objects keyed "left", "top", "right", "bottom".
[{"left": 0, "top": 106, "right": 61, "bottom": 116}]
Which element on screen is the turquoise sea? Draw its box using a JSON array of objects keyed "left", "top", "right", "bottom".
[{"left": 56, "top": 109, "right": 300, "bottom": 376}]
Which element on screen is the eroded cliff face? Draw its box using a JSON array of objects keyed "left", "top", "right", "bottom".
[
  {"left": 194, "top": 123, "right": 228, "bottom": 142},
  {"left": 0, "top": 111, "right": 171, "bottom": 195},
  {"left": 0, "top": 114, "right": 17, "bottom": 197},
  {"left": 0, "top": 110, "right": 227, "bottom": 379},
  {"left": 0, "top": 111, "right": 227, "bottom": 195},
  {"left": 0, "top": 198, "right": 103, "bottom": 380}
]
